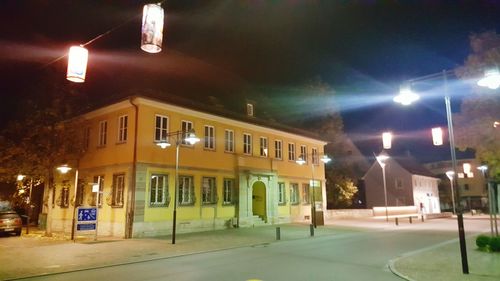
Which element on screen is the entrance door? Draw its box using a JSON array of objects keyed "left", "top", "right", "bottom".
[{"left": 252, "top": 181, "right": 266, "bottom": 220}]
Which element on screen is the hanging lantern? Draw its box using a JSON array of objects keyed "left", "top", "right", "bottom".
[
  {"left": 431, "top": 127, "right": 443, "bottom": 146},
  {"left": 66, "top": 46, "right": 88, "bottom": 83},
  {"left": 141, "top": 3, "right": 164, "bottom": 53},
  {"left": 382, "top": 132, "right": 392, "bottom": 149},
  {"left": 463, "top": 163, "right": 471, "bottom": 174}
]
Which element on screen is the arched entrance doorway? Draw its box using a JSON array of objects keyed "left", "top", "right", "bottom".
[{"left": 252, "top": 181, "right": 266, "bottom": 220}]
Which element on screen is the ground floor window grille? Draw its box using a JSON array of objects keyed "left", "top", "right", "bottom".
[
  {"left": 112, "top": 174, "right": 125, "bottom": 207},
  {"left": 202, "top": 177, "right": 217, "bottom": 204},
  {"left": 179, "top": 175, "right": 195, "bottom": 205},
  {"left": 290, "top": 183, "right": 299, "bottom": 205},
  {"left": 150, "top": 174, "right": 168, "bottom": 207},
  {"left": 223, "top": 178, "right": 235, "bottom": 205}
]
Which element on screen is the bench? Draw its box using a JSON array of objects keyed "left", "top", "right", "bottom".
[{"left": 372, "top": 206, "right": 424, "bottom": 225}]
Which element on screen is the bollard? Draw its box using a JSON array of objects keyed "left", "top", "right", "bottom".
[
  {"left": 409, "top": 217, "right": 413, "bottom": 224},
  {"left": 421, "top": 215, "right": 424, "bottom": 222},
  {"left": 276, "top": 227, "right": 281, "bottom": 240},
  {"left": 310, "top": 224, "right": 314, "bottom": 237},
  {"left": 395, "top": 217, "right": 399, "bottom": 226}
]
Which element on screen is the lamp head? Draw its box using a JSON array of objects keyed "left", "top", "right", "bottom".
[
  {"left": 394, "top": 85, "right": 420, "bottom": 106},
  {"left": 320, "top": 155, "right": 331, "bottom": 164},
  {"left": 17, "top": 174, "right": 26, "bottom": 181},
  {"left": 184, "top": 130, "right": 200, "bottom": 145},
  {"left": 477, "top": 68, "right": 500, "bottom": 90},
  {"left": 296, "top": 155, "right": 306, "bottom": 165},
  {"left": 57, "top": 164, "right": 72, "bottom": 174},
  {"left": 156, "top": 140, "right": 171, "bottom": 149},
  {"left": 375, "top": 152, "right": 389, "bottom": 166},
  {"left": 445, "top": 170, "right": 455, "bottom": 181}
]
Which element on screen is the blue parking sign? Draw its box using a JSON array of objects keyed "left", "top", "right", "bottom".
[{"left": 77, "top": 207, "right": 97, "bottom": 222}]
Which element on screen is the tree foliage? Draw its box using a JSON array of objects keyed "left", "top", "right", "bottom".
[{"left": 455, "top": 31, "right": 500, "bottom": 180}]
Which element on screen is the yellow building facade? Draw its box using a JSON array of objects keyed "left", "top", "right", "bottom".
[{"left": 47, "top": 96, "right": 328, "bottom": 238}]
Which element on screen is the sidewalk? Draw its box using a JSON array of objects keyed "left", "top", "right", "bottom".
[{"left": 0, "top": 223, "right": 346, "bottom": 280}]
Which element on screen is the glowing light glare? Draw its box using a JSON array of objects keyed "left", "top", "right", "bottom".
[
  {"left": 320, "top": 155, "right": 332, "bottom": 163},
  {"left": 156, "top": 140, "right": 171, "bottom": 149},
  {"left": 92, "top": 184, "right": 100, "bottom": 193},
  {"left": 477, "top": 68, "right": 500, "bottom": 89},
  {"left": 66, "top": 46, "right": 88, "bottom": 83},
  {"left": 56, "top": 164, "right": 72, "bottom": 174},
  {"left": 296, "top": 155, "right": 306, "bottom": 165},
  {"left": 445, "top": 170, "right": 455, "bottom": 180},
  {"left": 394, "top": 85, "right": 420, "bottom": 106},
  {"left": 463, "top": 163, "right": 471, "bottom": 174},
  {"left": 431, "top": 127, "right": 443, "bottom": 146},
  {"left": 376, "top": 153, "right": 389, "bottom": 167},
  {"left": 184, "top": 131, "right": 200, "bottom": 145},
  {"left": 494, "top": 121, "right": 499, "bottom": 128},
  {"left": 382, "top": 132, "right": 392, "bottom": 149},
  {"left": 17, "top": 174, "right": 26, "bottom": 181},
  {"left": 141, "top": 4, "right": 164, "bottom": 53}
]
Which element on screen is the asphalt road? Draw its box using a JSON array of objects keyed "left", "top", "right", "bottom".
[{"left": 21, "top": 228, "right": 460, "bottom": 281}]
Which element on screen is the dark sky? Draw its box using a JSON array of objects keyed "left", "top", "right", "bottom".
[{"left": 1, "top": 0, "right": 499, "bottom": 163}]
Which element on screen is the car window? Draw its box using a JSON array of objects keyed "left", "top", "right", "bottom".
[{"left": 0, "top": 212, "right": 19, "bottom": 219}]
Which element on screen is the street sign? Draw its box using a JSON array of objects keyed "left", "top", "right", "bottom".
[
  {"left": 77, "top": 223, "right": 96, "bottom": 231},
  {"left": 77, "top": 207, "right": 97, "bottom": 222}
]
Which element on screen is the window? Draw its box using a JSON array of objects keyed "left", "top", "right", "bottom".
[
  {"left": 60, "top": 180, "right": 70, "bottom": 208},
  {"left": 302, "top": 183, "right": 310, "bottom": 204},
  {"left": 224, "top": 129, "right": 234, "bottom": 152},
  {"left": 98, "top": 120, "right": 107, "bottom": 147},
  {"left": 118, "top": 115, "right": 128, "bottom": 143},
  {"left": 288, "top": 143, "right": 295, "bottom": 161},
  {"left": 92, "top": 175, "right": 104, "bottom": 207},
  {"left": 246, "top": 103, "right": 254, "bottom": 116},
  {"left": 155, "top": 115, "right": 169, "bottom": 142},
  {"left": 464, "top": 184, "right": 470, "bottom": 191},
  {"left": 150, "top": 174, "right": 168, "bottom": 206},
  {"left": 202, "top": 177, "right": 217, "bottom": 204},
  {"left": 312, "top": 148, "right": 319, "bottom": 165},
  {"left": 278, "top": 182, "right": 286, "bottom": 205},
  {"left": 259, "top": 137, "right": 268, "bottom": 157},
  {"left": 112, "top": 174, "right": 125, "bottom": 207},
  {"left": 179, "top": 175, "right": 195, "bottom": 205},
  {"left": 83, "top": 127, "right": 90, "bottom": 150},
  {"left": 181, "top": 121, "right": 194, "bottom": 145},
  {"left": 300, "top": 145, "right": 307, "bottom": 163},
  {"left": 290, "top": 183, "right": 299, "bottom": 205},
  {"left": 395, "top": 178, "right": 403, "bottom": 190},
  {"left": 243, "top": 133, "right": 252, "bottom": 155},
  {"left": 204, "top": 125, "right": 215, "bottom": 150},
  {"left": 223, "top": 178, "right": 235, "bottom": 205},
  {"left": 275, "top": 140, "right": 282, "bottom": 159}
]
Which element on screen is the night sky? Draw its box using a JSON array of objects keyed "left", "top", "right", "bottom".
[{"left": 1, "top": 0, "right": 499, "bottom": 163}]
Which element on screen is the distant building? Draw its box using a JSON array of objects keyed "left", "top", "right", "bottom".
[
  {"left": 424, "top": 159, "right": 488, "bottom": 212},
  {"left": 363, "top": 153, "right": 440, "bottom": 214},
  {"left": 42, "top": 95, "right": 328, "bottom": 238}
]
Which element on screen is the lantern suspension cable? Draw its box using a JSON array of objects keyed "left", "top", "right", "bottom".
[{"left": 41, "top": 1, "right": 167, "bottom": 69}]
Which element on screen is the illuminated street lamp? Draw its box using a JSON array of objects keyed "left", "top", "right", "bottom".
[
  {"left": 375, "top": 152, "right": 390, "bottom": 222},
  {"left": 445, "top": 171, "right": 457, "bottom": 215},
  {"left": 57, "top": 164, "right": 79, "bottom": 240},
  {"left": 141, "top": 3, "right": 164, "bottom": 53},
  {"left": 296, "top": 153, "right": 331, "bottom": 228},
  {"left": 156, "top": 129, "right": 200, "bottom": 244},
  {"left": 66, "top": 46, "right": 88, "bottom": 83},
  {"left": 477, "top": 68, "right": 500, "bottom": 90},
  {"left": 382, "top": 132, "right": 392, "bottom": 149}
]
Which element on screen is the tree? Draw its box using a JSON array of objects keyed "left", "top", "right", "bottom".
[
  {"left": 455, "top": 31, "right": 500, "bottom": 180},
  {"left": 0, "top": 71, "right": 88, "bottom": 235}
]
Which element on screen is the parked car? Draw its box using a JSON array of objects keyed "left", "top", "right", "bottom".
[{"left": 0, "top": 210, "right": 22, "bottom": 236}]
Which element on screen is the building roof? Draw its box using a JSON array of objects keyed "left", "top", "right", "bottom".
[
  {"left": 393, "top": 156, "right": 437, "bottom": 178},
  {"left": 85, "top": 90, "right": 328, "bottom": 143}
]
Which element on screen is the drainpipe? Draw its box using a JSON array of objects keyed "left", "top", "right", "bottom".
[{"left": 126, "top": 97, "right": 139, "bottom": 238}]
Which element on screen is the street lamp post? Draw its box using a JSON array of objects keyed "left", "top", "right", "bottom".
[
  {"left": 477, "top": 165, "right": 495, "bottom": 237},
  {"left": 296, "top": 153, "right": 331, "bottom": 228},
  {"left": 375, "top": 153, "right": 390, "bottom": 222},
  {"left": 156, "top": 129, "right": 199, "bottom": 244},
  {"left": 445, "top": 171, "right": 457, "bottom": 214}
]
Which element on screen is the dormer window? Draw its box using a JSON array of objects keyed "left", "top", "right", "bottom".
[{"left": 246, "top": 103, "right": 254, "bottom": 117}]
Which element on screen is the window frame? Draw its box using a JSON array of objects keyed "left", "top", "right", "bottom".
[
  {"left": 300, "top": 145, "right": 307, "bottom": 163},
  {"left": 154, "top": 114, "right": 169, "bottom": 143},
  {"left": 150, "top": 174, "right": 169, "bottom": 207},
  {"left": 243, "top": 133, "right": 252, "bottom": 155},
  {"left": 224, "top": 129, "right": 234, "bottom": 153},
  {"left": 278, "top": 182, "right": 286, "bottom": 205},
  {"left": 98, "top": 120, "right": 107, "bottom": 147},
  {"left": 223, "top": 178, "right": 235, "bottom": 205},
  {"left": 201, "top": 177, "right": 217, "bottom": 205},
  {"left": 274, "top": 140, "right": 282, "bottom": 160},
  {"left": 92, "top": 175, "right": 104, "bottom": 207},
  {"left": 259, "top": 136, "right": 268, "bottom": 157},
  {"left": 312, "top": 147, "right": 319, "bottom": 165},
  {"left": 181, "top": 120, "right": 194, "bottom": 146},
  {"left": 178, "top": 175, "right": 195, "bottom": 205},
  {"left": 288, "top": 142, "right": 295, "bottom": 161},
  {"left": 302, "top": 183, "right": 310, "bottom": 205},
  {"left": 112, "top": 173, "right": 125, "bottom": 207},
  {"left": 117, "top": 115, "right": 128, "bottom": 143},
  {"left": 204, "top": 125, "right": 216, "bottom": 150},
  {"left": 290, "top": 183, "right": 299, "bottom": 205}
]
